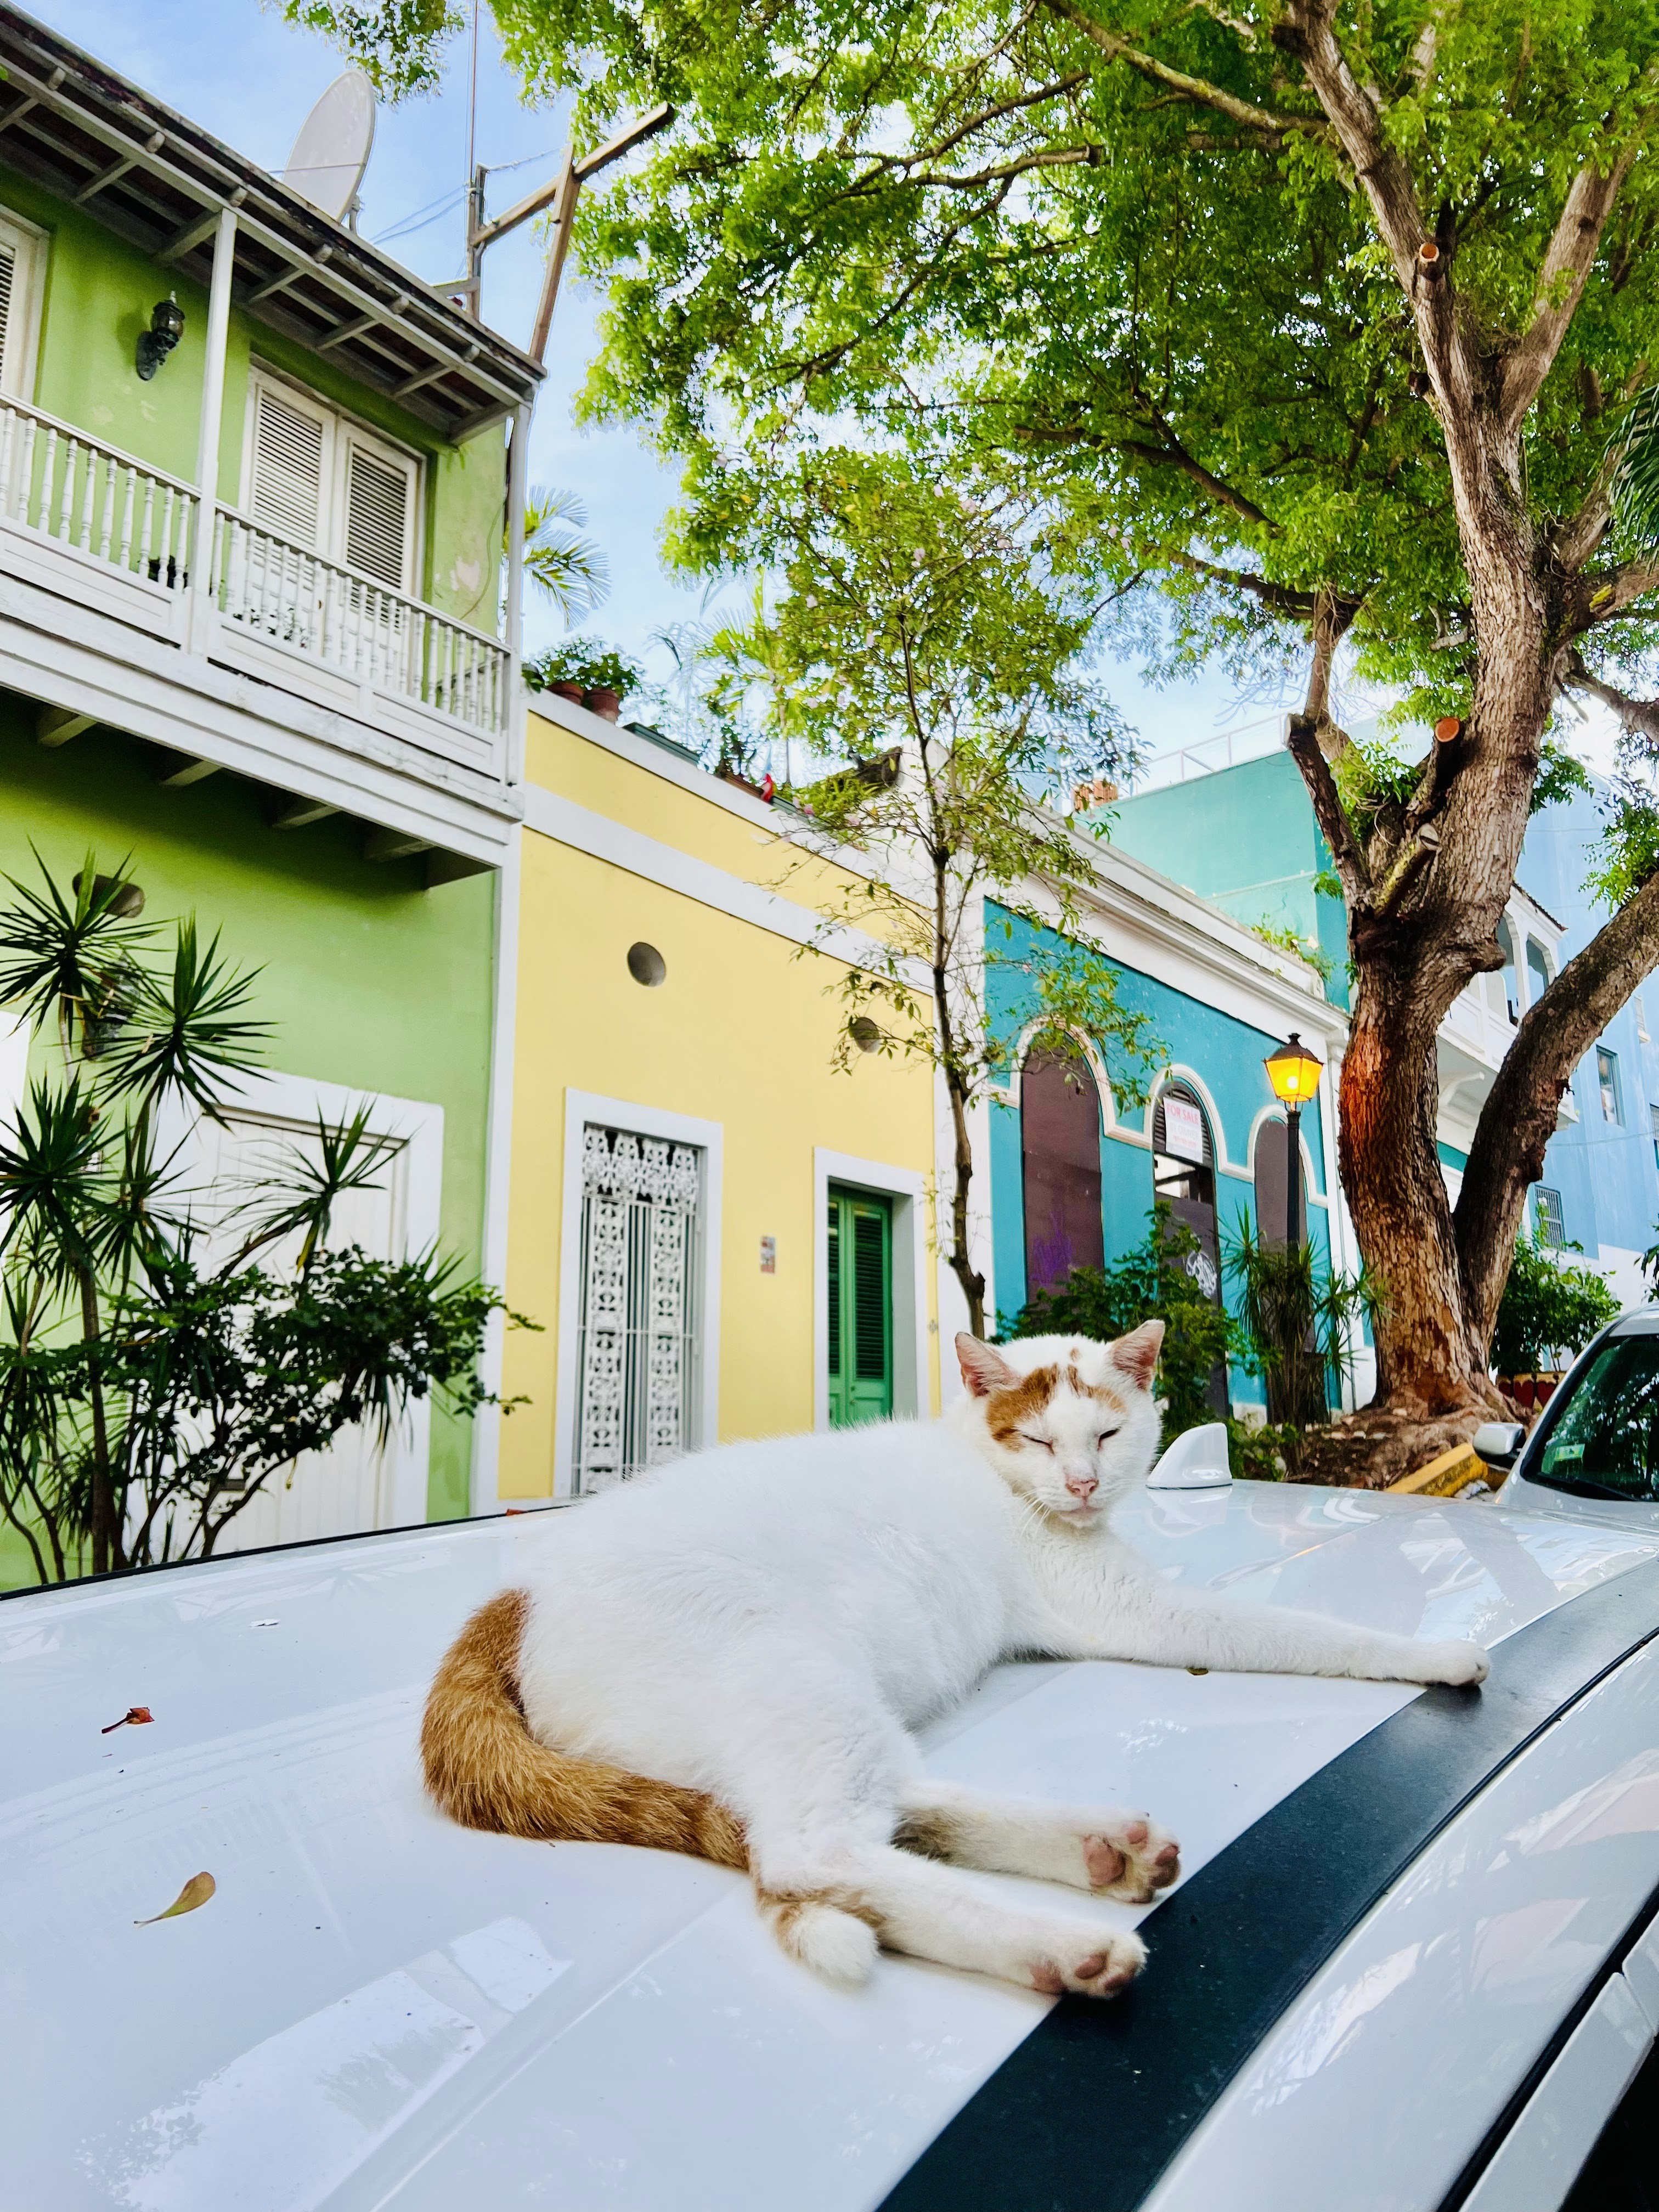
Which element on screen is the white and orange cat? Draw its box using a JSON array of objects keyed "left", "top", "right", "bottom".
[{"left": 425, "top": 1323, "right": 1487, "bottom": 2000}]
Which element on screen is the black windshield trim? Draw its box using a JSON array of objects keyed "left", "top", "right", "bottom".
[{"left": 878, "top": 1554, "right": 1659, "bottom": 2212}]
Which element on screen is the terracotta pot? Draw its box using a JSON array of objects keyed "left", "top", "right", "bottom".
[
  {"left": 584, "top": 686, "right": 622, "bottom": 722},
  {"left": 548, "top": 680, "right": 583, "bottom": 704}
]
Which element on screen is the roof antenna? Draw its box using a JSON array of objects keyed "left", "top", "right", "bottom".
[{"left": 462, "top": 0, "right": 482, "bottom": 317}]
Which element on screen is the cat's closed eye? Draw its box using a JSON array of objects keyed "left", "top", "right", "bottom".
[
  {"left": 1097, "top": 1428, "right": 1121, "bottom": 1448},
  {"left": 1018, "top": 1432, "right": 1054, "bottom": 1452}
]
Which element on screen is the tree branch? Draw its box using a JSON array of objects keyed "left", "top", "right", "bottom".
[
  {"left": 1287, "top": 710, "right": 1372, "bottom": 905},
  {"left": 1112, "top": 424, "right": 1276, "bottom": 529},
  {"left": 1160, "top": 545, "right": 1359, "bottom": 621},
  {"left": 1456, "top": 868, "right": 1659, "bottom": 1348},
  {"left": 1497, "top": 146, "right": 1634, "bottom": 437},
  {"left": 911, "top": 71, "right": 1090, "bottom": 166},
  {"left": 1044, "top": 0, "right": 1329, "bottom": 140},
  {"left": 1565, "top": 653, "right": 1659, "bottom": 750},
  {"left": 1564, "top": 557, "right": 1659, "bottom": 634},
  {"left": 912, "top": 144, "right": 1101, "bottom": 190},
  {"left": 1274, "top": 1, "right": 1427, "bottom": 284},
  {"left": 1275, "top": 0, "right": 1475, "bottom": 435}
]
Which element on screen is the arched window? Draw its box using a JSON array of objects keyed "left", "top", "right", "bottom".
[
  {"left": 1496, "top": 918, "right": 1519, "bottom": 1024},
  {"left": 1526, "top": 936, "right": 1553, "bottom": 1009},
  {"left": 1022, "top": 1045, "right": 1104, "bottom": 1299},
  {"left": 1152, "top": 1082, "right": 1228, "bottom": 1414},
  {"left": 1254, "top": 1115, "right": 1290, "bottom": 1246}
]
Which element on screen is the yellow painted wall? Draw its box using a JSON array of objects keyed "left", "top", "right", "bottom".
[{"left": 499, "top": 711, "right": 940, "bottom": 1499}]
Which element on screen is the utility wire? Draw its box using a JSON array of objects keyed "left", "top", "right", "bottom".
[{"left": 371, "top": 149, "right": 557, "bottom": 247}]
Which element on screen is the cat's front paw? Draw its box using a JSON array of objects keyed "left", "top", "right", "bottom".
[
  {"left": 1082, "top": 1816, "right": 1181, "bottom": 1903},
  {"left": 1028, "top": 1923, "right": 1147, "bottom": 1999},
  {"left": 1423, "top": 1639, "right": 1489, "bottom": 1688}
]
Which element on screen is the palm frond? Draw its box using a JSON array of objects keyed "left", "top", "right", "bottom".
[
  {"left": 100, "top": 920, "right": 269, "bottom": 1120},
  {"left": 1611, "top": 385, "right": 1659, "bottom": 551},
  {"left": 0, "top": 848, "right": 153, "bottom": 1048},
  {"left": 0, "top": 1073, "right": 105, "bottom": 1282},
  {"left": 227, "top": 1105, "right": 394, "bottom": 1273},
  {"left": 514, "top": 482, "right": 610, "bottom": 617}
]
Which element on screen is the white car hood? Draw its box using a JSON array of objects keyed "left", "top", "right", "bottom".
[{"left": 3, "top": 1483, "right": 1654, "bottom": 2212}]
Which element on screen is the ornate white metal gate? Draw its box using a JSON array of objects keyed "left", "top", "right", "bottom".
[{"left": 573, "top": 1125, "right": 702, "bottom": 1492}]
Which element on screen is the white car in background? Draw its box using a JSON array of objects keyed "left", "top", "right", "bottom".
[{"left": 5, "top": 1435, "right": 1659, "bottom": 2211}]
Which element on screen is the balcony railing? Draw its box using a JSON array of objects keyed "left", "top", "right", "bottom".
[
  {"left": 0, "top": 393, "right": 511, "bottom": 751},
  {"left": 0, "top": 395, "right": 196, "bottom": 594},
  {"left": 208, "top": 507, "right": 510, "bottom": 739}
]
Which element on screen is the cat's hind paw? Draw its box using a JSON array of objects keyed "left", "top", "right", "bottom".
[
  {"left": 1028, "top": 1923, "right": 1147, "bottom": 1999},
  {"left": 1082, "top": 1817, "right": 1181, "bottom": 1904}
]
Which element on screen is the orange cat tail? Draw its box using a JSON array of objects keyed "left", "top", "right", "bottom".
[{"left": 420, "top": 1587, "right": 749, "bottom": 1870}]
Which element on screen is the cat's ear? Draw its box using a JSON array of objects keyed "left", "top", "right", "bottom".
[
  {"left": 956, "top": 1334, "right": 1018, "bottom": 1399},
  {"left": 1109, "top": 1319, "right": 1165, "bottom": 1393}
]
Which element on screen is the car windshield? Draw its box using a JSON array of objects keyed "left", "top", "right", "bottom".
[{"left": 1533, "top": 1334, "right": 1659, "bottom": 1500}]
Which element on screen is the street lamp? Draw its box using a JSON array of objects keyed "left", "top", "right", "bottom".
[{"left": 1263, "top": 1031, "right": 1324, "bottom": 1248}]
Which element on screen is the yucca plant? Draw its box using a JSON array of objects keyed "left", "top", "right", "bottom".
[
  {"left": 0, "top": 853, "right": 516, "bottom": 1584},
  {"left": 1225, "top": 1225, "right": 1384, "bottom": 1435}
]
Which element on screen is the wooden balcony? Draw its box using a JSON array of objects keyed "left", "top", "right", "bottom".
[{"left": 0, "top": 396, "right": 520, "bottom": 868}]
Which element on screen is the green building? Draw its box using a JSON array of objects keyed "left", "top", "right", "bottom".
[{"left": 0, "top": 8, "right": 540, "bottom": 1582}]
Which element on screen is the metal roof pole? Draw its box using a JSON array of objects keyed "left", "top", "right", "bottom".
[{"left": 187, "top": 205, "right": 237, "bottom": 656}]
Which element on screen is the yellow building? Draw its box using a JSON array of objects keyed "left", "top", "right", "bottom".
[{"left": 494, "top": 697, "right": 941, "bottom": 1504}]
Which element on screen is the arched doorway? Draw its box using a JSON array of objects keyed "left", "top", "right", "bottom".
[
  {"left": 1022, "top": 1044, "right": 1104, "bottom": 1300},
  {"left": 1152, "top": 1081, "right": 1227, "bottom": 1412}
]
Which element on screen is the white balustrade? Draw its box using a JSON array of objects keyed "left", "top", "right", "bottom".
[
  {"left": 0, "top": 394, "right": 195, "bottom": 593},
  {"left": 210, "top": 506, "right": 509, "bottom": 737}
]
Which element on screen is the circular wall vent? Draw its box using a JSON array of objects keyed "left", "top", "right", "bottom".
[{"left": 627, "top": 941, "right": 666, "bottom": 987}]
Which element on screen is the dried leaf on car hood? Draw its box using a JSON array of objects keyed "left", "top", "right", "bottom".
[
  {"left": 101, "top": 1706, "right": 154, "bottom": 1734},
  {"left": 135, "top": 1872, "right": 216, "bottom": 1926}
]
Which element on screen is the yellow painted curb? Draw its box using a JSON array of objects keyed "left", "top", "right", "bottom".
[{"left": 1388, "top": 1443, "right": 1490, "bottom": 1497}]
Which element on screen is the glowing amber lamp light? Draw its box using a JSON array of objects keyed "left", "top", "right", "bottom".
[{"left": 1263, "top": 1031, "right": 1324, "bottom": 1106}]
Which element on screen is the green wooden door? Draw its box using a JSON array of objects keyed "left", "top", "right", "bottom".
[{"left": 827, "top": 1187, "right": 893, "bottom": 1426}]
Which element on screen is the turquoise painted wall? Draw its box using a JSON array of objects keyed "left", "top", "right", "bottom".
[
  {"left": 1104, "top": 753, "right": 1350, "bottom": 1009},
  {"left": 986, "top": 902, "right": 1333, "bottom": 1405},
  {"left": 0, "top": 713, "right": 497, "bottom": 1588},
  {"left": 0, "top": 166, "right": 505, "bottom": 629}
]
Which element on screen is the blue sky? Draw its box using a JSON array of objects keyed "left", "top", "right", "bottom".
[{"left": 34, "top": 0, "right": 1615, "bottom": 780}]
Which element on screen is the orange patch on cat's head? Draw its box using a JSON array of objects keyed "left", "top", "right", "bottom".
[{"left": 984, "top": 1364, "right": 1060, "bottom": 1447}]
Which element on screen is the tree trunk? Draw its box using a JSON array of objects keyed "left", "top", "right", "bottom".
[
  {"left": 1456, "top": 866, "right": 1659, "bottom": 1358},
  {"left": 79, "top": 1268, "right": 120, "bottom": 1576},
  {"left": 1338, "top": 996, "right": 1500, "bottom": 1414},
  {"left": 943, "top": 1056, "right": 986, "bottom": 1339}
]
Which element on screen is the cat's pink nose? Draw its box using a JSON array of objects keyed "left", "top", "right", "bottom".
[{"left": 1065, "top": 1470, "right": 1099, "bottom": 1502}]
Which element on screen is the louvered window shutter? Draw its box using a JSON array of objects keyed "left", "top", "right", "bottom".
[
  {"left": 343, "top": 441, "right": 414, "bottom": 591},
  {"left": 249, "top": 384, "right": 326, "bottom": 548},
  {"left": 0, "top": 241, "right": 17, "bottom": 393}
]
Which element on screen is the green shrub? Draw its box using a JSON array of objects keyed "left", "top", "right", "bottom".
[
  {"left": 1494, "top": 1232, "right": 1619, "bottom": 1378},
  {"left": 523, "top": 636, "right": 644, "bottom": 697}
]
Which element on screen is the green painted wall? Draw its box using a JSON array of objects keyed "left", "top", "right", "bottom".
[
  {"left": 0, "top": 166, "right": 505, "bottom": 630},
  {"left": 0, "top": 713, "right": 498, "bottom": 1589},
  {"left": 1107, "top": 752, "right": 1351, "bottom": 1008}
]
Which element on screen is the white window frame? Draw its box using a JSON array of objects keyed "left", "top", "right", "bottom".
[
  {"left": 814, "top": 1149, "right": 932, "bottom": 1430},
  {"left": 240, "top": 363, "right": 424, "bottom": 594},
  {"left": 0, "top": 205, "right": 46, "bottom": 403},
  {"left": 553, "top": 1089, "right": 724, "bottom": 1499},
  {"left": 155, "top": 1068, "right": 445, "bottom": 1528}
]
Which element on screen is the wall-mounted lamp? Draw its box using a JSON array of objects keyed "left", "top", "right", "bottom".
[{"left": 136, "top": 295, "right": 185, "bottom": 381}]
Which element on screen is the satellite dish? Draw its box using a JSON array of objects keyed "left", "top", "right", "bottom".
[{"left": 280, "top": 71, "right": 376, "bottom": 224}]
